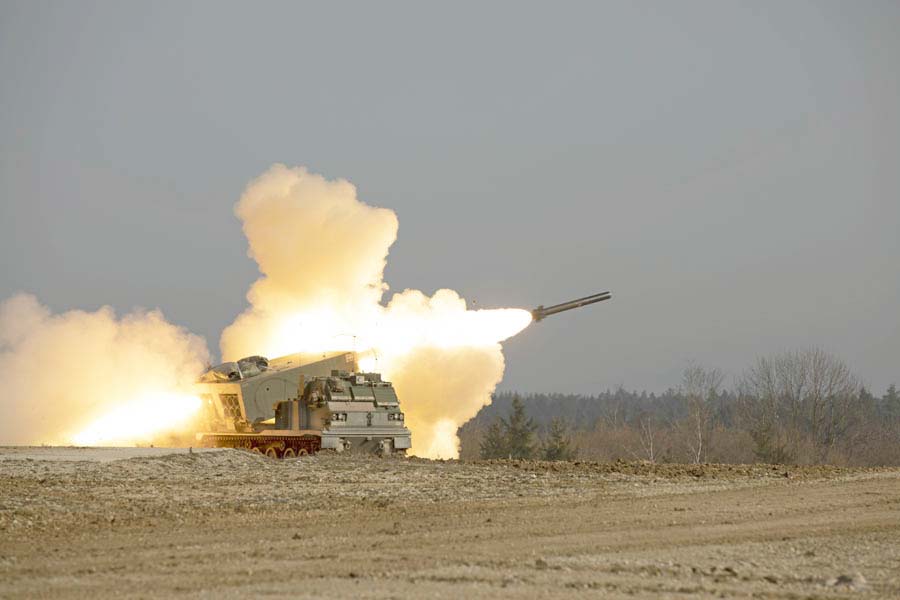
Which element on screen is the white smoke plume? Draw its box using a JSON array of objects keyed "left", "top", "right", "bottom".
[
  {"left": 221, "top": 165, "right": 531, "bottom": 457},
  {"left": 385, "top": 346, "right": 506, "bottom": 459},
  {"left": 220, "top": 164, "right": 396, "bottom": 358},
  {"left": 0, "top": 293, "right": 209, "bottom": 445}
]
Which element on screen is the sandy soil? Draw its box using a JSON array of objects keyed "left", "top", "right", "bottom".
[{"left": 1, "top": 448, "right": 898, "bottom": 599}]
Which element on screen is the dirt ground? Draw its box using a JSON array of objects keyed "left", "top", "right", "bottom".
[{"left": 1, "top": 448, "right": 898, "bottom": 599}]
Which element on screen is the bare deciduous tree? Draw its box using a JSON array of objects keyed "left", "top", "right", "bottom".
[
  {"left": 737, "top": 348, "right": 862, "bottom": 463},
  {"left": 637, "top": 413, "right": 656, "bottom": 463},
  {"left": 677, "top": 363, "right": 724, "bottom": 464},
  {"left": 737, "top": 355, "right": 791, "bottom": 463}
]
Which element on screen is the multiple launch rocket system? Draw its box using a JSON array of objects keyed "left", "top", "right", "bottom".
[{"left": 194, "top": 291, "right": 611, "bottom": 458}]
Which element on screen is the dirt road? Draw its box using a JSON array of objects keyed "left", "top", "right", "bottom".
[{"left": 1, "top": 448, "right": 898, "bottom": 598}]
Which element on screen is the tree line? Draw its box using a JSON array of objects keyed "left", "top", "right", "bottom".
[
  {"left": 460, "top": 347, "right": 900, "bottom": 466},
  {"left": 477, "top": 396, "right": 578, "bottom": 461}
]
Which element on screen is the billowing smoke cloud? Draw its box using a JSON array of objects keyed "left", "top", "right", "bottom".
[
  {"left": 221, "top": 165, "right": 530, "bottom": 457},
  {"left": 0, "top": 294, "right": 209, "bottom": 445},
  {"left": 221, "top": 164, "right": 397, "bottom": 356},
  {"left": 385, "top": 346, "right": 506, "bottom": 459}
]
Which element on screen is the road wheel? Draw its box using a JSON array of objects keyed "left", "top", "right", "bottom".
[
  {"left": 250, "top": 447, "right": 262, "bottom": 455},
  {"left": 282, "top": 447, "right": 296, "bottom": 459},
  {"left": 265, "top": 447, "right": 279, "bottom": 459},
  {"left": 297, "top": 448, "right": 308, "bottom": 456},
  {"left": 377, "top": 439, "right": 393, "bottom": 457}
]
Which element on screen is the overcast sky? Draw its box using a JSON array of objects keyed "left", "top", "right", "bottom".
[{"left": 1, "top": 1, "right": 898, "bottom": 395}]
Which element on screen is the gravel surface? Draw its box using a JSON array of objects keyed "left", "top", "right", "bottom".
[
  {"left": 0, "top": 446, "right": 225, "bottom": 463},
  {"left": 1, "top": 448, "right": 898, "bottom": 598}
]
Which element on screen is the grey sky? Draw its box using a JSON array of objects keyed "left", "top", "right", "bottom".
[{"left": 1, "top": 1, "right": 898, "bottom": 394}]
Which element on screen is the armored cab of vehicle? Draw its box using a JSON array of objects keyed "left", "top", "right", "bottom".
[{"left": 194, "top": 351, "right": 411, "bottom": 457}]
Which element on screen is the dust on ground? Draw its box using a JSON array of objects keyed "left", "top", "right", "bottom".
[{"left": 1, "top": 447, "right": 898, "bottom": 598}]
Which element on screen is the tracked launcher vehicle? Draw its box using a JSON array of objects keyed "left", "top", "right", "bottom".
[{"left": 194, "top": 351, "right": 411, "bottom": 458}]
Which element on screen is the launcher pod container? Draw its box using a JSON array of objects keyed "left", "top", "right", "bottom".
[{"left": 195, "top": 352, "right": 411, "bottom": 458}]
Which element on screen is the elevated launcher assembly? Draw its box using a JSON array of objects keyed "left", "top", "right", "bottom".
[{"left": 531, "top": 291, "right": 611, "bottom": 322}]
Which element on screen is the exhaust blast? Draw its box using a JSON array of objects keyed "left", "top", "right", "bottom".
[
  {"left": 221, "top": 165, "right": 532, "bottom": 458},
  {"left": 0, "top": 294, "right": 209, "bottom": 445}
]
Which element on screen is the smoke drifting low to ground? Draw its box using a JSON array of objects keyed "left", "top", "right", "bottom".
[
  {"left": 0, "top": 164, "right": 530, "bottom": 456},
  {"left": 221, "top": 165, "right": 531, "bottom": 457},
  {"left": 0, "top": 294, "right": 209, "bottom": 445},
  {"left": 386, "top": 346, "right": 508, "bottom": 458}
]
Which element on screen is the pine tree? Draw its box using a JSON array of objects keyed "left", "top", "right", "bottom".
[
  {"left": 541, "top": 417, "right": 578, "bottom": 461},
  {"left": 883, "top": 384, "right": 900, "bottom": 422},
  {"left": 502, "top": 395, "right": 537, "bottom": 459},
  {"left": 479, "top": 420, "right": 508, "bottom": 459}
]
